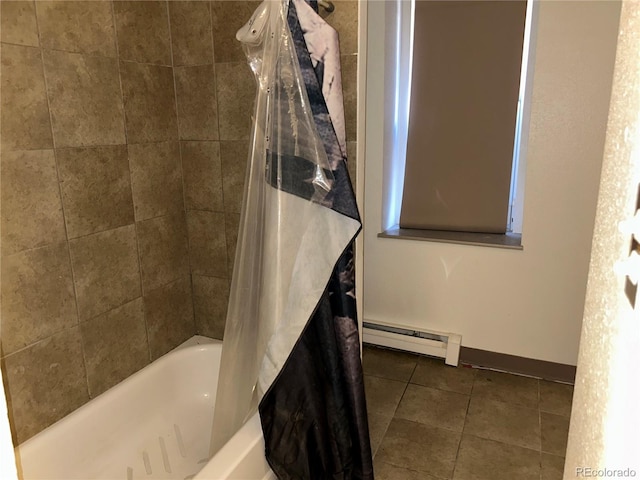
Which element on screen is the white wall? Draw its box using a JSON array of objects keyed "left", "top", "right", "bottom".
[{"left": 362, "top": 0, "right": 621, "bottom": 366}]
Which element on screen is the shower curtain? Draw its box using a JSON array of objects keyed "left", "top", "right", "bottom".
[{"left": 211, "top": 0, "right": 373, "bottom": 478}]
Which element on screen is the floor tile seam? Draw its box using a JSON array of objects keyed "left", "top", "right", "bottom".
[
  {"left": 466, "top": 378, "right": 544, "bottom": 452},
  {"left": 468, "top": 365, "right": 480, "bottom": 397},
  {"left": 388, "top": 403, "right": 449, "bottom": 431},
  {"left": 538, "top": 371, "right": 543, "bottom": 480},
  {"left": 362, "top": 352, "right": 420, "bottom": 379},
  {"left": 471, "top": 365, "right": 545, "bottom": 381},
  {"left": 405, "top": 380, "right": 474, "bottom": 398},
  {"left": 465, "top": 383, "right": 542, "bottom": 453},
  {"left": 392, "top": 409, "right": 466, "bottom": 435},
  {"left": 366, "top": 375, "right": 411, "bottom": 457},
  {"left": 461, "top": 427, "right": 542, "bottom": 453},
  {"left": 371, "top": 414, "right": 394, "bottom": 460},
  {"left": 376, "top": 457, "right": 451, "bottom": 480},
  {"left": 472, "top": 376, "right": 540, "bottom": 392},
  {"left": 461, "top": 431, "right": 543, "bottom": 455},
  {"left": 392, "top": 379, "right": 412, "bottom": 420},
  {"left": 362, "top": 345, "right": 423, "bottom": 363},
  {"left": 538, "top": 378, "right": 543, "bottom": 454},
  {"left": 451, "top": 380, "right": 477, "bottom": 479},
  {"left": 362, "top": 372, "right": 413, "bottom": 383},
  {"left": 410, "top": 361, "right": 478, "bottom": 375},
  {"left": 408, "top": 359, "right": 418, "bottom": 382},
  {"left": 468, "top": 391, "right": 541, "bottom": 411},
  {"left": 383, "top": 416, "right": 464, "bottom": 471}
]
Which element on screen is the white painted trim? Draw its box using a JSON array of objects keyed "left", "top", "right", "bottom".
[
  {"left": 445, "top": 334, "right": 462, "bottom": 366},
  {"left": 510, "top": 0, "right": 540, "bottom": 234},
  {"left": 355, "top": 0, "right": 368, "bottom": 350}
]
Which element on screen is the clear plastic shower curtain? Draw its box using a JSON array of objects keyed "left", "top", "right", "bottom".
[{"left": 210, "top": 0, "right": 373, "bottom": 478}]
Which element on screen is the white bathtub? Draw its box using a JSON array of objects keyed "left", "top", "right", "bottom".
[{"left": 16, "top": 336, "right": 276, "bottom": 480}]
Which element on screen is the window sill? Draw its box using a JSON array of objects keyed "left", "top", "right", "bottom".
[{"left": 378, "top": 227, "right": 523, "bottom": 250}]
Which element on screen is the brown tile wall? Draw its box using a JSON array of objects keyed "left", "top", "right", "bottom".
[
  {"left": 0, "top": 0, "right": 198, "bottom": 444},
  {"left": 0, "top": 0, "right": 358, "bottom": 444}
]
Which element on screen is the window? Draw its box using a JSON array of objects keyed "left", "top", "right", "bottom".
[{"left": 385, "top": 0, "right": 535, "bottom": 239}]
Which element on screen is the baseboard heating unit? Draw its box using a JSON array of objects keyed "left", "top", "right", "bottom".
[{"left": 362, "top": 320, "right": 462, "bottom": 366}]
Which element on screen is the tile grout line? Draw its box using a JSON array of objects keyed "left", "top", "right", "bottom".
[
  {"left": 371, "top": 354, "right": 475, "bottom": 478},
  {"left": 0, "top": 321, "right": 88, "bottom": 363},
  {"left": 370, "top": 357, "right": 416, "bottom": 460},
  {"left": 207, "top": 1, "right": 233, "bottom": 280},
  {"left": 376, "top": 379, "right": 410, "bottom": 460},
  {"left": 208, "top": 1, "right": 235, "bottom": 307},
  {"left": 471, "top": 375, "right": 543, "bottom": 442},
  {"left": 81, "top": 275, "right": 188, "bottom": 329},
  {"left": 0, "top": 39, "right": 186, "bottom": 68},
  {"left": 450, "top": 366, "right": 476, "bottom": 479},
  {"left": 165, "top": 0, "right": 200, "bottom": 336},
  {"left": 0, "top": 139, "right": 225, "bottom": 157},
  {"left": 538, "top": 377, "right": 544, "bottom": 480},
  {"left": 367, "top": 348, "right": 554, "bottom": 478},
  {"left": 207, "top": 1, "right": 232, "bottom": 284},
  {"left": 2, "top": 221, "right": 138, "bottom": 259},
  {"left": 176, "top": 143, "right": 195, "bottom": 333},
  {"left": 207, "top": 0, "right": 231, "bottom": 321},
  {"left": 54, "top": 139, "right": 192, "bottom": 150},
  {"left": 0, "top": 285, "right": 160, "bottom": 363},
  {"left": 31, "top": 0, "right": 92, "bottom": 400},
  {"left": 110, "top": 0, "right": 151, "bottom": 364},
  {"left": 165, "top": 0, "right": 183, "bottom": 162}
]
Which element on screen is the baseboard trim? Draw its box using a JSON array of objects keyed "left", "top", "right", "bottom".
[{"left": 459, "top": 347, "right": 576, "bottom": 384}]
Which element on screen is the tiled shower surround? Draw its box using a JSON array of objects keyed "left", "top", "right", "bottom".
[{"left": 0, "top": 0, "right": 358, "bottom": 443}]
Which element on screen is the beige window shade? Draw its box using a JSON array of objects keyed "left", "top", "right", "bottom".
[{"left": 399, "top": 0, "right": 527, "bottom": 233}]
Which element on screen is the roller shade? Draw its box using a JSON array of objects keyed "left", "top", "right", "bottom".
[{"left": 399, "top": 0, "right": 527, "bottom": 233}]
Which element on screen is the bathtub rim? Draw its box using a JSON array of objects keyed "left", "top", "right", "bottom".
[
  {"left": 15, "top": 335, "right": 274, "bottom": 480},
  {"left": 16, "top": 335, "right": 220, "bottom": 446},
  {"left": 15, "top": 335, "right": 221, "bottom": 478}
]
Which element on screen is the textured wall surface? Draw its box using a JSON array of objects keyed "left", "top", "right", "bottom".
[
  {"left": 565, "top": 1, "right": 640, "bottom": 476},
  {"left": 0, "top": 0, "right": 358, "bottom": 444}
]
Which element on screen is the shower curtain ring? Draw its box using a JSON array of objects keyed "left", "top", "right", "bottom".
[{"left": 318, "top": 1, "right": 335, "bottom": 13}]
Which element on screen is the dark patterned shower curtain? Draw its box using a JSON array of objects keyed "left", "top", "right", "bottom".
[{"left": 211, "top": 0, "right": 373, "bottom": 478}]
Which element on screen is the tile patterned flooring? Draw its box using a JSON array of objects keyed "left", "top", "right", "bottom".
[{"left": 362, "top": 345, "right": 573, "bottom": 480}]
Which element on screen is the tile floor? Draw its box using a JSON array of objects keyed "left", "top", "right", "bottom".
[{"left": 362, "top": 345, "right": 573, "bottom": 480}]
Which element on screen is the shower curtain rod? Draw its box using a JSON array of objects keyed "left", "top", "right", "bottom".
[{"left": 318, "top": 0, "right": 335, "bottom": 13}]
